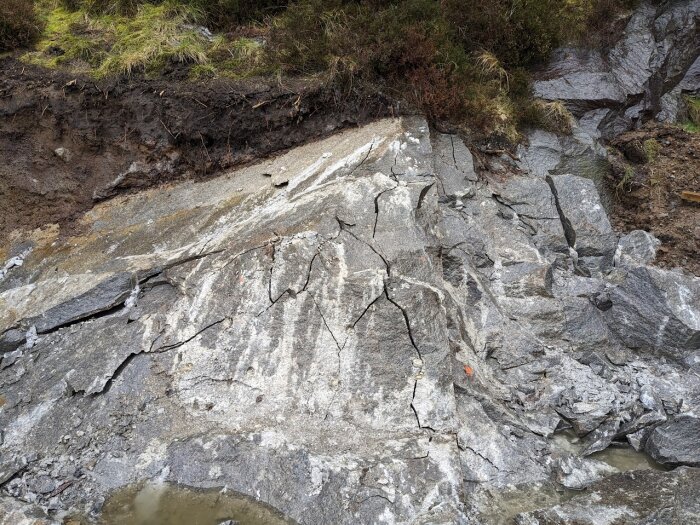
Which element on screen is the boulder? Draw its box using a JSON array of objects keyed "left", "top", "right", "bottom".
[
  {"left": 603, "top": 266, "right": 700, "bottom": 359},
  {"left": 546, "top": 174, "right": 618, "bottom": 269},
  {"left": 645, "top": 415, "right": 700, "bottom": 466}
]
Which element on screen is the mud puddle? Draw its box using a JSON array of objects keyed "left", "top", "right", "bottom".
[
  {"left": 476, "top": 483, "right": 574, "bottom": 525},
  {"left": 590, "top": 444, "right": 667, "bottom": 471},
  {"left": 97, "top": 483, "right": 296, "bottom": 525},
  {"left": 551, "top": 430, "right": 667, "bottom": 472},
  {"left": 478, "top": 432, "right": 666, "bottom": 524}
]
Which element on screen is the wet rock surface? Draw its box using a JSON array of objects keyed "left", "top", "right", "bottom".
[
  {"left": 520, "top": 0, "right": 700, "bottom": 200},
  {"left": 516, "top": 467, "right": 700, "bottom": 525},
  {"left": 1, "top": 115, "right": 699, "bottom": 524},
  {"left": 533, "top": 0, "right": 700, "bottom": 127}
]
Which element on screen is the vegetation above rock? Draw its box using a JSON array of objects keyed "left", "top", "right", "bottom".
[
  {"left": 683, "top": 95, "right": 700, "bottom": 133},
  {"left": 8, "top": 0, "right": 639, "bottom": 137}
]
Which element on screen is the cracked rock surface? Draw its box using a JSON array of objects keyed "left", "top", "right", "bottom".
[{"left": 1, "top": 115, "right": 699, "bottom": 524}]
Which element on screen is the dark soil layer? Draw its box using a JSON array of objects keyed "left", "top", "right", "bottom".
[
  {"left": 607, "top": 124, "right": 700, "bottom": 275},
  {"left": 0, "top": 57, "right": 395, "bottom": 237}
]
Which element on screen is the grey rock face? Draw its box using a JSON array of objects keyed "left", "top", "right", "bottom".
[
  {"left": 0, "top": 119, "right": 465, "bottom": 525},
  {"left": 1, "top": 117, "right": 699, "bottom": 524},
  {"left": 28, "top": 272, "right": 136, "bottom": 334},
  {"left": 534, "top": 1, "right": 700, "bottom": 122},
  {"left": 645, "top": 415, "right": 700, "bottom": 466},
  {"left": 520, "top": 0, "right": 700, "bottom": 191}
]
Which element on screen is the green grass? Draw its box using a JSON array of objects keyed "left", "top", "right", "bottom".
[
  {"left": 24, "top": 1, "right": 268, "bottom": 77},
  {"left": 643, "top": 138, "right": 661, "bottom": 162},
  {"left": 616, "top": 163, "right": 635, "bottom": 196},
  {"left": 683, "top": 96, "right": 700, "bottom": 133}
]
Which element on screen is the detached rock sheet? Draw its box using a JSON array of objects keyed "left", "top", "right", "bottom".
[{"left": 1, "top": 118, "right": 699, "bottom": 524}]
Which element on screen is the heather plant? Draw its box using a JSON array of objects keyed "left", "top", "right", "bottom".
[{"left": 0, "top": 0, "right": 43, "bottom": 51}]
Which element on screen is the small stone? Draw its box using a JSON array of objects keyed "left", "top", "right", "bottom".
[
  {"left": 28, "top": 474, "right": 56, "bottom": 495},
  {"left": 615, "top": 230, "right": 660, "bottom": 267},
  {"left": 1, "top": 349, "right": 22, "bottom": 369},
  {"left": 0, "top": 329, "right": 26, "bottom": 355},
  {"left": 54, "top": 147, "right": 73, "bottom": 162}
]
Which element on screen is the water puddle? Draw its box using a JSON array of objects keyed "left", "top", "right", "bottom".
[
  {"left": 476, "top": 483, "right": 574, "bottom": 525},
  {"left": 478, "top": 432, "right": 667, "bottom": 523},
  {"left": 551, "top": 430, "right": 667, "bottom": 472},
  {"left": 590, "top": 444, "right": 666, "bottom": 472},
  {"left": 97, "top": 483, "right": 297, "bottom": 525}
]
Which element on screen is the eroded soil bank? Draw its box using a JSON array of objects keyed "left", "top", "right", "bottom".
[
  {"left": 607, "top": 124, "right": 700, "bottom": 275},
  {"left": 0, "top": 57, "right": 395, "bottom": 239}
]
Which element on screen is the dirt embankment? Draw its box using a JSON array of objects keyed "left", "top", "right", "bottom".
[
  {"left": 607, "top": 124, "right": 700, "bottom": 275},
  {"left": 0, "top": 57, "right": 396, "bottom": 238}
]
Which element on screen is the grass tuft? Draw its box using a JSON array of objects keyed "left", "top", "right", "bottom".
[
  {"left": 642, "top": 138, "right": 661, "bottom": 163},
  {"left": 685, "top": 96, "right": 700, "bottom": 132},
  {"left": 527, "top": 99, "right": 574, "bottom": 134},
  {"left": 97, "top": 3, "right": 208, "bottom": 76},
  {"left": 25, "top": 2, "right": 211, "bottom": 76}
]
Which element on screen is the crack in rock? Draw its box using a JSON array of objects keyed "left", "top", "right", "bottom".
[{"left": 545, "top": 175, "right": 577, "bottom": 249}]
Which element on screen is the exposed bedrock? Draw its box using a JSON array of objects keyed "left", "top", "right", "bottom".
[
  {"left": 519, "top": 0, "right": 700, "bottom": 188},
  {"left": 1, "top": 116, "right": 698, "bottom": 524}
]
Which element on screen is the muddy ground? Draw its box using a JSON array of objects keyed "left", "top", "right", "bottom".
[
  {"left": 608, "top": 124, "right": 700, "bottom": 275},
  {"left": 0, "top": 57, "right": 396, "bottom": 238}
]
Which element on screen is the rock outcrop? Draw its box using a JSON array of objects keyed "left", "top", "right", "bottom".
[
  {"left": 1, "top": 115, "right": 699, "bottom": 524},
  {"left": 2, "top": 2, "right": 700, "bottom": 523},
  {"left": 521, "top": 0, "right": 700, "bottom": 184},
  {"left": 533, "top": 0, "right": 700, "bottom": 130}
]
